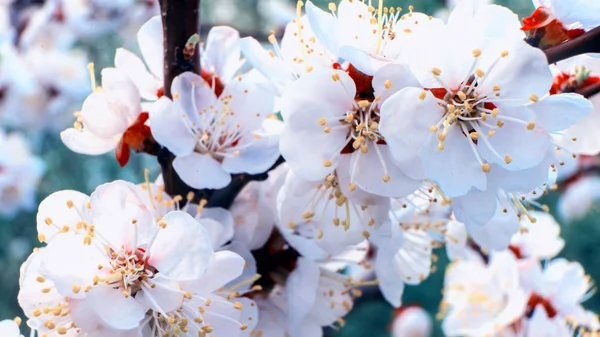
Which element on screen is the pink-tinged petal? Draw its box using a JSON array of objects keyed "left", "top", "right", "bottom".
[
  {"left": 452, "top": 188, "right": 498, "bottom": 226},
  {"left": 69, "top": 298, "right": 143, "bottom": 336},
  {"left": 60, "top": 128, "right": 119, "bottom": 155},
  {"left": 171, "top": 72, "right": 217, "bottom": 128},
  {"left": 90, "top": 181, "right": 154, "bottom": 249},
  {"left": 115, "top": 48, "right": 161, "bottom": 100},
  {"left": 223, "top": 242, "right": 257, "bottom": 293},
  {"left": 193, "top": 294, "right": 244, "bottom": 336},
  {"left": 239, "top": 37, "right": 295, "bottom": 91},
  {"left": 286, "top": 257, "right": 320, "bottom": 332},
  {"left": 79, "top": 92, "right": 129, "bottom": 138},
  {"left": 350, "top": 145, "right": 422, "bottom": 198},
  {"left": 100, "top": 67, "right": 142, "bottom": 122},
  {"left": 36, "top": 190, "right": 90, "bottom": 243},
  {"left": 205, "top": 26, "right": 241, "bottom": 81},
  {"left": 39, "top": 232, "right": 107, "bottom": 299},
  {"left": 422, "top": 126, "right": 486, "bottom": 197},
  {"left": 137, "top": 16, "right": 163, "bottom": 79},
  {"left": 135, "top": 274, "right": 183, "bottom": 313},
  {"left": 173, "top": 153, "right": 231, "bottom": 189},
  {"left": 148, "top": 211, "right": 213, "bottom": 281},
  {"left": 373, "top": 63, "right": 420, "bottom": 106},
  {"left": 183, "top": 250, "right": 245, "bottom": 293},
  {"left": 380, "top": 87, "right": 443, "bottom": 169},
  {"left": 531, "top": 93, "right": 593, "bottom": 132},
  {"left": 148, "top": 97, "right": 197, "bottom": 156},
  {"left": 84, "top": 285, "right": 146, "bottom": 330}
]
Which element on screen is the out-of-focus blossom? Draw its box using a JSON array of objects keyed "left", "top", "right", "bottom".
[
  {"left": 0, "top": 130, "right": 44, "bottom": 218},
  {"left": 0, "top": 319, "right": 23, "bottom": 337},
  {"left": 391, "top": 306, "right": 432, "bottom": 337},
  {"left": 558, "top": 175, "right": 600, "bottom": 221}
]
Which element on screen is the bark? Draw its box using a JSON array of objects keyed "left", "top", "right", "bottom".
[{"left": 544, "top": 25, "right": 600, "bottom": 64}]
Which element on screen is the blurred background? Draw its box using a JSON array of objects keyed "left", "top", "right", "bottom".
[{"left": 1, "top": 1, "right": 597, "bottom": 336}]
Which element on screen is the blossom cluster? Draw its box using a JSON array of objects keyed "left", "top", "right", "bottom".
[{"left": 4, "top": 0, "right": 600, "bottom": 336}]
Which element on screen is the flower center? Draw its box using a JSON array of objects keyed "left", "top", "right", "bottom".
[
  {"left": 551, "top": 67, "right": 600, "bottom": 95},
  {"left": 103, "top": 247, "right": 156, "bottom": 297},
  {"left": 525, "top": 292, "right": 558, "bottom": 319}
]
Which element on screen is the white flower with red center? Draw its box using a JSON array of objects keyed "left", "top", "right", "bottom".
[
  {"left": 522, "top": 0, "right": 600, "bottom": 49},
  {"left": 550, "top": 55, "right": 600, "bottom": 156},
  {"left": 149, "top": 71, "right": 279, "bottom": 190},
  {"left": 0, "top": 130, "right": 44, "bottom": 218},
  {"left": 441, "top": 251, "right": 527, "bottom": 336},
  {"left": 30, "top": 180, "right": 253, "bottom": 336},
  {"left": 391, "top": 306, "right": 432, "bottom": 337},
  {"left": 117, "top": 16, "right": 244, "bottom": 100},
  {"left": 305, "top": 0, "right": 443, "bottom": 75},
  {"left": 508, "top": 211, "right": 564, "bottom": 260},
  {"left": 60, "top": 67, "right": 152, "bottom": 167},
  {"left": 0, "top": 319, "right": 23, "bottom": 337},
  {"left": 279, "top": 65, "right": 422, "bottom": 198},
  {"left": 277, "top": 160, "right": 389, "bottom": 256},
  {"left": 380, "top": 2, "right": 593, "bottom": 200},
  {"left": 240, "top": 4, "right": 337, "bottom": 94},
  {"left": 517, "top": 258, "right": 593, "bottom": 336}
]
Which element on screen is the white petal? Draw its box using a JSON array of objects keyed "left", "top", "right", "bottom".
[
  {"left": 222, "top": 129, "right": 281, "bottom": 175},
  {"left": 239, "top": 37, "right": 295, "bottom": 91},
  {"left": 148, "top": 97, "right": 197, "bottom": 156},
  {"left": 338, "top": 46, "right": 390, "bottom": 76},
  {"left": 135, "top": 274, "right": 183, "bottom": 313},
  {"left": 171, "top": 72, "right": 217, "bottom": 128},
  {"left": 0, "top": 320, "right": 21, "bottom": 337},
  {"left": 115, "top": 48, "right": 161, "bottom": 100},
  {"left": 380, "top": 87, "right": 443, "bottom": 168},
  {"left": 286, "top": 257, "right": 320, "bottom": 332},
  {"left": 36, "top": 190, "right": 90, "bottom": 243},
  {"left": 148, "top": 211, "right": 213, "bottom": 281},
  {"left": 60, "top": 128, "right": 118, "bottom": 155},
  {"left": 137, "top": 16, "right": 164, "bottom": 79},
  {"left": 198, "top": 207, "right": 235, "bottom": 248},
  {"left": 85, "top": 285, "right": 146, "bottom": 330},
  {"left": 184, "top": 250, "right": 245, "bottom": 293},
  {"left": 101, "top": 67, "right": 142, "bottom": 122},
  {"left": 205, "top": 26, "right": 241, "bottom": 81},
  {"left": 90, "top": 181, "right": 154, "bottom": 249},
  {"left": 532, "top": 93, "right": 593, "bottom": 132},
  {"left": 79, "top": 92, "right": 128, "bottom": 138},
  {"left": 305, "top": 1, "right": 339, "bottom": 56},
  {"left": 173, "top": 153, "right": 231, "bottom": 189},
  {"left": 467, "top": 202, "right": 519, "bottom": 251},
  {"left": 372, "top": 63, "right": 420, "bottom": 105},
  {"left": 351, "top": 145, "right": 422, "bottom": 198}
]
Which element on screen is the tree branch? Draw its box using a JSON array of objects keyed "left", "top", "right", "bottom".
[
  {"left": 545, "top": 25, "right": 600, "bottom": 64},
  {"left": 579, "top": 82, "right": 600, "bottom": 98}
]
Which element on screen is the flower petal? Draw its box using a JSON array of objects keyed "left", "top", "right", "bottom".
[
  {"left": 137, "top": 16, "right": 163, "bottom": 80},
  {"left": 60, "top": 128, "right": 119, "bottom": 155},
  {"left": 135, "top": 274, "right": 184, "bottom": 314},
  {"left": 205, "top": 26, "right": 242, "bottom": 81},
  {"left": 286, "top": 257, "right": 320, "bottom": 332},
  {"left": 173, "top": 153, "right": 231, "bottom": 189},
  {"left": 36, "top": 190, "right": 90, "bottom": 243},
  {"left": 115, "top": 48, "right": 161, "bottom": 100},
  {"left": 148, "top": 97, "right": 197, "bottom": 156},
  {"left": 101, "top": 67, "right": 142, "bottom": 122},
  {"left": 79, "top": 92, "right": 128, "bottom": 138},
  {"left": 532, "top": 93, "right": 593, "bottom": 132},
  {"left": 148, "top": 211, "right": 213, "bottom": 281}
]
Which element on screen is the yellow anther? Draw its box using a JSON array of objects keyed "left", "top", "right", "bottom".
[
  {"left": 501, "top": 50, "right": 509, "bottom": 57},
  {"left": 328, "top": 2, "right": 337, "bottom": 11},
  {"left": 318, "top": 117, "right": 327, "bottom": 126},
  {"left": 349, "top": 183, "right": 357, "bottom": 192},
  {"left": 481, "top": 163, "right": 491, "bottom": 173},
  {"left": 302, "top": 212, "right": 315, "bottom": 219},
  {"left": 475, "top": 69, "right": 485, "bottom": 78},
  {"left": 469, "top": 132, "right": 479, "bottom": 140},
  {"left": 429, "top": 125, "right": 439, "bottom": 132},
  {"left": 457, "top": 91, "right": 467, "bottom": 101},
  {"left": 504, "top": 155, "right": 512, "bottom": 164},
  {"left": 529, "top": 94, "right": 539, "bottom": 102},
  {"left": 491, "top": 108, "right": 499, "bottom": 118},
  {"left": 526, "top": 122, "right": 535, "bottom": 130},
  {"left": 323, "top": 160, "right": 333, "bottom": 167},
  {"left": 72, "top": 284, "right": 81, "bottom": 294},
  {"left": 382, "top": 175, "right": 391, "bottom": 182},
  {"left": 418, "top": 91, "right": 427, "bottom": 100},
  {"left": 268, "top": 34, "right": 276, "bottom": 44},
  {"left": 357, "top": 100, "right": 370, "bottom": 108},
  {"left": 431, "top": 67, "right": 442, "bottom": 76},
  {"left": 332, "top": 73, "right": 341, "bottom": 82},
  {"left": 472, "top": 49, "right": 482, "bottom": 57},
  {"left": 384, "top": 80, "right": 392, "bottom": 90},
  {"left": 66, "top": 200, "right": 75, "bottom": 208}
]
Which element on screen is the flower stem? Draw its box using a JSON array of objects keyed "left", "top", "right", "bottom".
[{"left": 544, "top": 25, "right": 600, "bottom": 64}]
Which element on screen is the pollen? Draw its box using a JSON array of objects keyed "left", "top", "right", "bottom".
[
  {"left": 323, "top": 159, "right": 333, "bottom": 167},
  {"left": 302, "top": 212, "right": 315, "bottom": 219},
  {"left": 472, "top": 49, "right": 482, "bottom": 57},
  {"left": 66, "top": 200, "right": 75, "bottom": 208},
  {"left": 529, "top": 94, "right": 539, "bottom": 102},
  {"left": 318, "top": 117, "right": 327, "bottom": 126},
  {"left": 349, "top": 183, "right": 357, "bottom": 192},
  {"left": 357, "top": 100, "right": 370, "bottom": 108},
  {"left": 384, "top": 80, "right": 392, "bottom": 90},
  {"left": 382, "top": 174, "right": 391, "bottom": 182},
  {"left": 475, "top": 69, "right": 485, "bottom": 78},
  {"left": 481, "top": 163, "right": 491, "bottom": 173},
  {"left": 419, "top": 91, "right": 427, "bottom": 100},
  {"left": 332, "top": 73, "right": 341, "bottom": 82},
  {"left": 504, "top": 155, "right": 512, "bottom": 164},
  {"left": 328, "top": 2, "right": 337, "bottom": 11},
  {"left": 431, "top": 67, "right": 442, "bottom": 76},
  {"left": 469, "top": 132, "right": 479, "bottom": 140},
  {"left": 72, "top": 284, "right": 82, "bottom": 293},
  {"left": 526, "top": 122, "right": 535, "bottom": 130},
  {"left": 429, "top": 125, "right": 439, "bottom": 132},
  {"left": 501, "top": 50, "right": 509, "bottom": 57}
]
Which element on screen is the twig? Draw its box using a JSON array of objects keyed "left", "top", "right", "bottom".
[
  {"left": 579, "top": 82, "right": 600, "bottom": 98},
  {"left": 545, "top": 25, "right": 600, "bottom": 64}
]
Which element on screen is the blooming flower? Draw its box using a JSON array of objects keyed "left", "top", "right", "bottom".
[
  {"left": 0, "top": 130, "right": 45, "bottom": 218},
  {"left": 149, "top": 71, "right": 280, "bottom": 189},
  {"left": 27, "top": 180, "right": 254, "bottom": 336},
  {"left": 558, "top": 175, "right": 600, "bottom": 221},
  {"left": 60, "top": 66, "right": 151, "bottom": 167},
  {"left": 441, "top": 251, "right": 527, "bottom": 336}
]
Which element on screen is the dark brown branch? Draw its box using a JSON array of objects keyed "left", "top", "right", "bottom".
[
  {"left": 545, "top": 25, "right": 600, "bottom": 64},
  {"left": 579, "top": 82, "right": 600, "bottom": 98}
]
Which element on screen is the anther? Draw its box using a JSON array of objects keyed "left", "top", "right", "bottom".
[
  {"left": 431, "top": 68, "right": 442, "bottom": 76},
  {"left": 526, "top": 122, "right": 535, "bottom": 130},
  {"left": 323, "top": 160, "right": 333, "bottom": 167},
  {"left": 481, "top": 163, "right": 491, "bottom": 173},
  {"left": 384, "top": 80, "right": 392, "bottom": 90}
]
